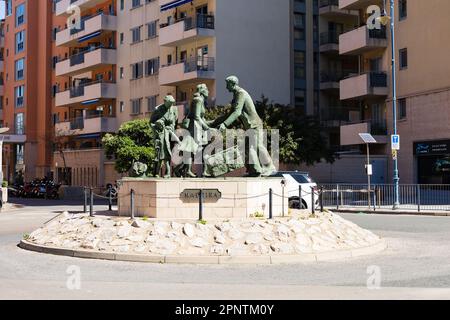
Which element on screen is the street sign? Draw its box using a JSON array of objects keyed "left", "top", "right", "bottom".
[
  {"left": 366, "top": 164, "right": 373, "bottom": 176},
  {"left": 392, "top": 135, "right": 400, "bottom": 150},
  {"left": 180, "top": 189, "right": 222, "bottom": 203},
  {"left": 392, "top": 149, "right": 398, "bottom": 160}
]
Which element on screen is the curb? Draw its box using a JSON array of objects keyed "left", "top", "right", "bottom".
[{"left": 19, "top": 239, "right": 387, "bottom": 265}]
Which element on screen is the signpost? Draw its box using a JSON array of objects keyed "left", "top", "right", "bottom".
[{"left": 359, "top": 133, "right": 377, "bottom": 208}]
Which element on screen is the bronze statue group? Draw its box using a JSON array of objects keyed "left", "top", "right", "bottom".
[{"left": 150, "top": 76, "right": 276, "bottom": 179}]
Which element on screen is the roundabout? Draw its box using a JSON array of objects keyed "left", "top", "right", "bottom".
[{"left": 20, "top": 210, "right": 386, "bottom": 264}]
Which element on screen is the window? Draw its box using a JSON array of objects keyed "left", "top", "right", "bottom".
[
  {"left": 131, "top": 26, "right": 142, "bottom": 43},
  {"left": 120, "top": 101, "right": 125, "bottom": 113},
  {"left": 145, "top": 58, "right": 159, "bottom": 76},
  {"left": 15, "top": 113, "right": 25, "bottom": 135},
  {"left": 16, "top": 3, "right": 25, "bottom": 27},
  {"left": 132, "top": 0, "right": 141, "bottom": 9},
  {"left": 6, "top": 0, "right": 12, "bottom": 16},
  {"left": 15, "top": 58, "right": 25, "bottom": 80},
  {"left": 295, "top": 89, "right": 306, "bottom": 111},
  {"left": 15, "top": 31, "right": 25, "bottom": 53},
  {"left": 131, "top": 62, "right": 143, "bottom": 79},
  {"left": 399, "top": 48, "right": 408, "bottom": 70},
  {"left": 120, "top": 0, "right": 124, "bottom": 10},
  {"left": 399, "top": 0, "right": 407, "bottom": 20},
  {"left": 147, "top": 95, "right": 158, "bottom": 112},
  {"left": 131, "top": 99, "right": 142, "bottom": 115},
  {"left": 294, "top": 51, "right": 306, "bottom": 79},
  {"left": 15, "top": 85, "right": 25, "bottom": 108},
  {"left": 147, "top": 21, "right": 158, "bottom": 39},
  {"left": 120, "top": 33, "right": 124, "bottom": 44},
  {"left": 398, "top": 98, "right": 407, "bottom": 120},
  {"left": 120, "top": 67, "right": 124, "bottom": 79}
]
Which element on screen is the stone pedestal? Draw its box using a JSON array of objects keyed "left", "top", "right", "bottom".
[{"left": 117, "top": 177, "right": 288, "bottom": 220}]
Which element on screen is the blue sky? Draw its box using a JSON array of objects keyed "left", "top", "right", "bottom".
[{"left": 0, "top": 1, "right": 4, "bottom": 20}]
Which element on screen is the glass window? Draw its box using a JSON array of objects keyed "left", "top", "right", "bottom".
[
  {"left": 16, "top": 3, "right": 26, "bottom": 27},
  {"left": 15, "top": 58, "right": 25, "bottom": 80}
]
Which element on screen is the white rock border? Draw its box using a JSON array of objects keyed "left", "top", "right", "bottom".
[{"left": 19, "top": 238, "right": 387, "bottom": 265}]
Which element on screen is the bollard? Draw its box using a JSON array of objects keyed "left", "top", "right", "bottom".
[
  {"left": 311, "top": 187, "right": 315, "bottom": 215},
  {"left": 373, "top": 187, "right": 377, "bottom": 212},
  {"left": 417, "top": 184, "right": 421, "bottom": 213},
  {"left": 83, "top": 187, "right": 87, "bottom": 213},
  {"left": 108, "top": 185, "right": 113, "bottom": 211},
  {"left": 319, "top": 186, "right": 324, "bottom": 212},
  {"left": 89, "top": 187, "right": 94, "bottom": 217},
  {"left": 269, "top": 188, "right": 273, "bottom": 219},
  {"left": 198, "top": 189, "right": 203, "bottom": 221},
  {"left": 336, "top": 185, "right": 340, "bottom": 210},
  {"left": 130, "top": 189, "right": 135, "bottom": 220},
  {"left": 298, "top": 185, "right": 302, "bottom": 210}
]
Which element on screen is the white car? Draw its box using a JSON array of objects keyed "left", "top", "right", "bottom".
[{"left": 271, "top": 171, "right": 319, "bottom": 210}]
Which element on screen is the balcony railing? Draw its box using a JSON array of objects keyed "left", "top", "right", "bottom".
[
  {"left": 319, "top": 0, "right": 339, "bottom": 7},
  {"left": 369, "top": 72, "right": 388, "bottom": 87},
  {"left": 64, "top": 44, "right": 114, "bottom": 67},
  {"left": 69, "top": 80, "right": 114, "bottom": 98},
  {"left": 160, "top": 14, "right": 215, "bottom": 31},
  {"left": 321, "top": 70, "right": 357, "bottom": 83},
  {"left": 320, "top": 31, "right": 341, "bottom": 45},
  {"left": 368, "top": 26, "right": 387, "bottom": 39},
  {"left": 184, "top": 57, "right": 215, "bottom": 73}
]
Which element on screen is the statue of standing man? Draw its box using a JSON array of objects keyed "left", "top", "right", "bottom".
[
  {"left": 150, "top": 95, "right": 178, "bottom": 178},
  {"left": 217, "top": 76, "right": 276, "bottom": 177}
]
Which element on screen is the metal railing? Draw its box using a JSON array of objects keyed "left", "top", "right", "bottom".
[
  {"left": 69, "top": 79, "right": 115, "bottom": 98},
  {"left": 321, "top": 184, "right": 450, "bottom": 212},
  {"left": 184, "top": 57, "right": 215, "bottom": 73},
  {"left": 320, "top": 0, "right": 339, "bottom": 7},
  {"left": 369, "top": 71, "right": 388, "bottom": 87},
  {"left": 320, "top": 31, "right": 341, "bottom": 45}
]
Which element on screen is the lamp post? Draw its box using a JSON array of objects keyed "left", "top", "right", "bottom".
[{"left": 379, "top": 0, "right": 400, "bottom": 209}]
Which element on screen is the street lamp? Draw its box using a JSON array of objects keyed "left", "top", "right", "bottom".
[{"left": 378, "top": 0, "right": 400, "bottom": 209}]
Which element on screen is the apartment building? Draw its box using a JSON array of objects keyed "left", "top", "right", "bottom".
[
  {"left": 3, "top": 0, "right": 55, "bottom": 182},
  {"left": 336, "top": 0, "right": 450, "bottom": 184},
  {"left": 0, "top": 19, "right": 4, "bottom": 128},
  {"left": 47, "top": 0, "right": 293, "bottom": 188}
]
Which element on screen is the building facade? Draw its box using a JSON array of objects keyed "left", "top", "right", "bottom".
[{"left": 327, "top": 0, "right": 450, "bottom": 184}]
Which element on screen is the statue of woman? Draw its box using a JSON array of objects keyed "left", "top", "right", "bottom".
[
  {"left": 178, "top": 84, "right": 211, "bottom": 177},
  {"left": 150, "top": 95, "right": 178, "bottom": 178}
]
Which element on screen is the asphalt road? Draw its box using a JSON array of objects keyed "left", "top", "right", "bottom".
[{"left": 1, "top": 198, "right": 450, "bottom": 300}]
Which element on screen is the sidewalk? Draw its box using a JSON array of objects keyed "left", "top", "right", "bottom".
[{"left": 331, "top": 207, "right": 450, "bottom": 217}]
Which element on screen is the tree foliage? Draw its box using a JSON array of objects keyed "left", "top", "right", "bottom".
[
  {"left": 205, "top": 97, "right": 335, "bottom": 166},
  {"left": 102, "top": 119, "right": 156, "bottom": 174}
]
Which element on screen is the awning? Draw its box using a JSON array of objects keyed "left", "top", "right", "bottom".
[
  {"left": 78, "top": 31, "right": 102, "bottom": 43},
  {"left": 161, "top": 0, "right": 193, "bottom": 11},
  {"left": 75, "top": 133, "right": 101, "bottom": 140}
]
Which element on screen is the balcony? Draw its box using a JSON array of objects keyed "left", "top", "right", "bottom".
[
  {"left": 56, "top": 14, "right": 117, "bottom": 47},
  {"left": 0, "top": 85, "right": 4, "bottom": 96},
  {"left": 340, "top": 72, "right": 388, "bottom": 100},
  {"left": 319, "top": 0, "right": 359, "bottom": 20},
  {"left": 55, "top": 116, "right": 117, "bottom": 137},
  {"left": 55, "top": 80, "right": 117, "bottom": 107},
  {"left": 339, "top": 0, "right": 380, "bottom": 10},
  {"left": 56, "top": 47, "right": 116, "bottom": 77},
  {"left": 320, "top": 70, "right": 356, "bottom": 91},
  {"left": 159, "top": 57, "right": 215, "bottom": 86},
  {"left": 55, "top": 0, "right": 110, "bottom": 17},
  {"left": 340, "top": 121, "right": 388, "bottom": 146},
  {"left": 339, "top": 25, "right": 387, "bottom": 55},
  {"left": 0, "top": 35, "right": 4, "bottom": 47},
  {"left": 159, "top": 14, "right": 215, "bottom": 47},
  {"left": 320, "top": 31, "right": 341, "bottom": 54},
  {"left": 0, "top": 60, "right": 3, "bottom": 72}
]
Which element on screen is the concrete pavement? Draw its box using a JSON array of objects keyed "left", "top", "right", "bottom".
[{"left": 1, "top": 198, "right": 450, "bottom": 299}]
